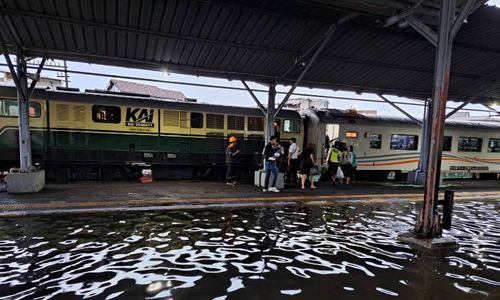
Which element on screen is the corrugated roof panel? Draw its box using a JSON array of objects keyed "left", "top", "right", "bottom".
[
  {"left": 158, "top": 0, "right": 177, "bottom": 34},
  {"left": 170, "top": 0, "right": 189, "bottom": 35},
  {"left": 8, "top": 15, "right": 30, "bottom": 46},
  {"left": 115, "top": 30, "right": 126, "bottom": 58},
  {"left": 138, "top": 0, "right": 154, "bottom": 30},
  {"left": 135, "top": 34, "right": 148, "bottom": 60},
  {"left": 169, "top": 39, "right": 183, "bottom": 64}
]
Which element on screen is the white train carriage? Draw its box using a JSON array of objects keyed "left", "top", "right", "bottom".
[{"left": 302, "top": 109, "right": 500, "bottom": 179}]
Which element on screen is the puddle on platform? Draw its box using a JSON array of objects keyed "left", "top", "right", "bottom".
[{"left": 0, "top": 200, "right": 498, "bottom": 299}]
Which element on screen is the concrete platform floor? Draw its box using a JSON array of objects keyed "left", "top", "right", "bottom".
[{"left": 0, "top": 180, "right": 498, "bottom": 216}]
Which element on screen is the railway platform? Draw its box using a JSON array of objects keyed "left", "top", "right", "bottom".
[{"left": 0, "top": 180, "right": 498, "bottom": 216}]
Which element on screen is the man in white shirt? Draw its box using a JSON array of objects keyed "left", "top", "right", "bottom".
[{"left": 286, "top": 137, "right": 300, "bottom": 187}]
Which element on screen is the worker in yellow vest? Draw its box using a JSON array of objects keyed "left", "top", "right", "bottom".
[{"left": 326, "top": 140, "right": 341, "bottom": 185}]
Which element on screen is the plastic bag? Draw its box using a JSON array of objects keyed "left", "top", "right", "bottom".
[{"left": 336, "top": 167, "right": 344, "bottom": 179}]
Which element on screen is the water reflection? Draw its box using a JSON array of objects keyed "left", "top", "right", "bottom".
[{"left": 0, "top": 200, "right": 498, "bottom": 299}]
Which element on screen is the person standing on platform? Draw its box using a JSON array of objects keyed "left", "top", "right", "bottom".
[
  {"left": 286, "top": 137, "right": 300, "bottom": 187},
  {"left": 263, "top": 136, "right": 281, "bottom": 193},
  {"left": 350, "top": 145, "right": 358, "bottom": 183},
  {"left": 340, "top": 144, "right": 353, "bottom": 184},
  {"left": 225, "top": 136, "right": 240, "bottom": 185},
  {"left": 300, "top": 143, "right": 317, "bottom": 190},
  {"left": 326, "top": 140, "right": 341, "bottom": 185}
]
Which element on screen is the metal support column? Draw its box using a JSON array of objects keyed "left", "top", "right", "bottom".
[
  {"left": 16, "top": 56, "right": 33, "bottom": 172},
  {"left": 417, "top": 0, "right": 456, "bottom": 238},
  {"left": 415, "top": 100, "right": 432, "bottom": 183},
  {"left": 266, "top": 83, "right": 276, "bottom": 142}
]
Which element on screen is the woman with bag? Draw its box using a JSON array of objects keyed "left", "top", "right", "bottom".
[{"left": 300, "top": 143, "right": 317, "bottom": 190}]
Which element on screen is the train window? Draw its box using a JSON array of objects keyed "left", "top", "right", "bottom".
[
  {"left": 369, "top": 134, "right": 382, "bottom": 149},
  {"left": 345, "top": 131, "right": 358, "bottom": 138},
  {"left": 0, "top": 100, "right": 41, "bottom": 118},
  {"left": 190, "top": 112, "right": 204, "bottom": 128},
  {"left": 248, "top": 116, "right": 264, "bottom": 131},
  {"left": 92, "top": 105, "right": 121, "bottom": 123},
  {"left": 458, "top": 137, "right": 482, "bottom": 152},
  {"left": 283, "top": 119, "right": 301, "bottom": 133},
  {"left": 487, "top": 138, "right": 499, "bottom": 152},
  {"left": 443, "top": 136, "right": 452, "bottom": 151},
  {"left": 227, "top": 115, "right": 245, "bottom": 130},
  {"left": 206, "top": 113, "right": 224, "bottom": 129},
  {"left": 390, "top": 134, "right": 418, "bottom": 150}
]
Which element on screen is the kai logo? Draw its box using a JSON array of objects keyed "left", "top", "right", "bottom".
[{"left": 125, "top": 107, "right": 155, "bottom": 128}]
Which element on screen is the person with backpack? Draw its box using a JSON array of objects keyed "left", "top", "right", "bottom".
[
  {"left": 340, "top": 144, "right": 353, "bottom": 184},
  {"left": 326, "top": 140, "right": 341, "bottom": 185},
  {"left": 262, "top": 136, "right": 281, "bottom": 193}
]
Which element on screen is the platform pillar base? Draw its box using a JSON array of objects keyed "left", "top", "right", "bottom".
[
  {"left": 6, "top": 170, "right": 45, "bottom": 193},
  {"left": 398, "top": 232, "right": 458, "bottom": 250}
]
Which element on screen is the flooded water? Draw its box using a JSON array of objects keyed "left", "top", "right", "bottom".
[{"left": 0, "top": 199, "right": 498, "bottom": 300}]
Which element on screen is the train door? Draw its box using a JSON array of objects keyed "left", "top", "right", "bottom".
[
  {"left": 323, "top": 123, "right": 340, "bottom": 162},
  {"left": 326, "top": 124, "right": 340, "bottom": 141}
]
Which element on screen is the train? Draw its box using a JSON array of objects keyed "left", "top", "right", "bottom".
[
  {"left": 0, "top": 85, "right": 499, "bottom": 182},
  {"left": 303, "top": 109, "right": 500, "bottom": 180},
  {"left": 0, "top": 86, "right": 302, "bottom": 182}
]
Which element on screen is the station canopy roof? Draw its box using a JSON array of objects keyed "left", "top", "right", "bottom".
[{"left": 0, "top": 0, "right": 499, "bottom": 105}]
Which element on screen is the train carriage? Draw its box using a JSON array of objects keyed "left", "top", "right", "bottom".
[
  {"left": 0, "top": 86, "right": 303, "bottom": 182},
  {"left": 302, "top": 109, "right": 500, "bottom": 180}
]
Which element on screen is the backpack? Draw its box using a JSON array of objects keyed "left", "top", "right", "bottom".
[{"left": 342, "top": 151, "right": 352, "bottom": 164}]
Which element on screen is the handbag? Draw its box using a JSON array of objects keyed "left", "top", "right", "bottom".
[
  {"left": 310, "top": 166, "right": 320, "bottom": 176},
  {"left": 336, "top": 167, "right": 344, "bottom": 179}
]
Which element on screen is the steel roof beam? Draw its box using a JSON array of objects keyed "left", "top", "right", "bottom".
[
  {"left": 384, "top": 0, "right": 427, "bottom": 28},
  {"left": 445, "top": 101, "right": 469, "bottom": 118},
  {"left": 406, "top": 16, "right": 438, "bottom": 47},
  {"left": 241, "top": 80, "right": 266, "bottom": 116},
  {"left": 27, "top": 57, "right": 46, "bottom": 98},
  {"left": 450, "top": 0, "right": 486, "bottom": 41},
  {"left": 378, "top": 94, "right": 422, "bottom": 124},
  {"left": 273, "top": 14, "right": 356, "bottom": 119},
  {"left": 0, "top": 32, "right": 26, "bottom": 100},
  {"left": 277, "top": 28, "right": 333, "bottom": 82}
]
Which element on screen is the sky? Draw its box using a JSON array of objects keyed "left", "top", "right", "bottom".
[{"left": 1, "top": 0, "right": 499, "bottom": 118}]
